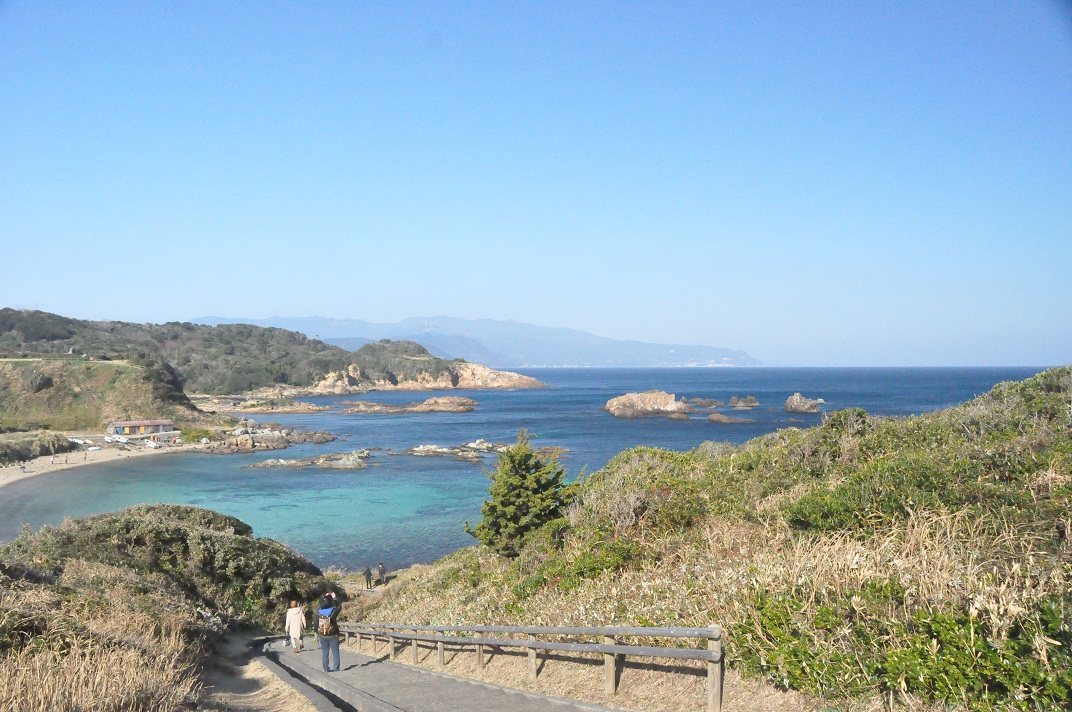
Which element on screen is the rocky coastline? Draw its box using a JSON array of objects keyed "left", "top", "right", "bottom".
[{"left": 200, "top": 423, "right": 336, "bottom": 454}]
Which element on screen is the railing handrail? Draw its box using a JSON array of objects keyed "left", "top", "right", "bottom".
[
  {"left": 339, "top": 622, "right": 720, "bottom": 640},
  {"left": 339, "top": 621, "right": 725, "bottom": 711}
]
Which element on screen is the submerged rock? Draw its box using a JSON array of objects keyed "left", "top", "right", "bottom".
[
  {"left": 688, "top": 397, "right": 725, "bottom": 408},
  {"left": 709, "top": 412, "right": 753, "bottom": 423}
]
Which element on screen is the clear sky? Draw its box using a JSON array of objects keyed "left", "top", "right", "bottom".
[{"left": 1, "top": 2, "right": 1069, "bottom": 366}]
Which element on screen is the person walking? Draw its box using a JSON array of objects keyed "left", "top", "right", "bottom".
[
  {"left": 315, "top": 592, "right": 342, "bottom": 672},
  {"left": 362, "top": 566, "right": 373, "bottom": 590},
  {"left": 377, "top": 562, "right": 387, "bottom": 587},
  {"left": 284, "top": 599, "right": 306, "bottom": 653}
]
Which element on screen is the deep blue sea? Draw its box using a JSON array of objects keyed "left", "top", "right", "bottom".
[{"left": 0, "top": 367, "right": 1043, "bottom": 570}]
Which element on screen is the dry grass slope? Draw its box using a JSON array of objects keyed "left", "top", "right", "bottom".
[{"left": 0, "top": 504, "right": 341, "bottom": 711}]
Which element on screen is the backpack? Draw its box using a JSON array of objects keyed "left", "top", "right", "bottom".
[{"left": 318, "top": 612, "right": 333, "bottom": 636}]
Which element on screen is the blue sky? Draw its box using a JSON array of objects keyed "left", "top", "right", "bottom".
[{"left": 1, "top": 1, "right": 1069, "bottom": 366}]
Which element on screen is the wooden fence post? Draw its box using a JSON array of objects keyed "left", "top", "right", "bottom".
[
  {"left": 528, "top": 635, "right": 538, "bottom": 682},
  {"left": 411, "top": 637, "right": 418, "bottom": 663},
  {"left": 603, "top": 636, "right": 617, "bottom": 695},
  {"left": 389, "top": 636, "right": 396, "bottom": 660},
  {"left": 438, "top": 640, "right": 445, "bottom": 667},
  {"left": 707, "top": 627, "right": 723, "bottom": 712},
  {"left": 476, "top": 644, "right": 484, "bottom": 672}
]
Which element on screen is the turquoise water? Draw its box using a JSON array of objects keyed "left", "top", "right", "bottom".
[{"left": 0, "top": 367, "right": 1043, "bottom": 569}]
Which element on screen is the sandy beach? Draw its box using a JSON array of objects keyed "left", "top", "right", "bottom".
[{"left": 0, "top": 441, "right": 197, "bottom": 491}]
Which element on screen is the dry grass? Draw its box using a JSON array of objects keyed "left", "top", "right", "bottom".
[
  {"left": 361, "top": 509, "right": 1070, "bottom": 711},
  {"left": 342, "top": 628, "right": 820, "bottom": 712},
  {"left": 0, "top": 561, "right": 205, "bottom": 711},
  {"left": 0, "top": 611, "right": 201, "bottom": 711}
]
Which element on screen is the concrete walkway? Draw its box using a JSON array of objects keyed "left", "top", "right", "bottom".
[{"left": 263, "top": 638, "right": 620, "bottom": 712}]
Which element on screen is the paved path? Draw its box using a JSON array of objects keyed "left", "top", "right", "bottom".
[{"left": 262, "top": 638, "right": 620, "bottom": 712}]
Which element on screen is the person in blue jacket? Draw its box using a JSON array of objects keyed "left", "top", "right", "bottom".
[{"left": 315, "top": 591, "right": 342, "bottom": 672}]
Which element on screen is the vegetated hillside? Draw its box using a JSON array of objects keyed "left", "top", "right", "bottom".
[
  {"left": 0, "top": 504, "right": 341, "bottom": 710},
  {"left": 0, "top": 308, "right": 410, "bottom": 394},
  {"left": 369, "top": 367, "right": 1072, "bottom": 711},
  {"left": 0, "top": 356, "right": 201, "bottom": 430},
  {"left": 0, "top": 309, "right": 525, "bottom": 396},
  {"left": 351, "top": 339, "right": 460, "bottom": 384}
]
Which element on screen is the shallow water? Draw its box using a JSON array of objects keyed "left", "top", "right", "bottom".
[{"left": 0, "top": 367, "right": 1042, "bottom": 570}]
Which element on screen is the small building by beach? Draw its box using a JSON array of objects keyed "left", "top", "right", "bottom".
[{"left": 107, "top": 419, "right": 176, "bottom": 436}]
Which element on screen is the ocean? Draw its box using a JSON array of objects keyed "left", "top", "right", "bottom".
[{"left": 0, "top": 367, "right": 1042, "bottom": 570}]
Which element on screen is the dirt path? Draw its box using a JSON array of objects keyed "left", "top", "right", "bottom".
[{"left": 201, "top": 633, "right": 319, "bottom": 712}]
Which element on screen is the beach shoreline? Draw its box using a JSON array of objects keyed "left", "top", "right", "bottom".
[{"left": 0, "top": 442, "right": 198, "bottom": 491}]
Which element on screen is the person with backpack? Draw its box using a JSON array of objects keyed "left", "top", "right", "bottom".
[
  {"left": 362, "top": 566, "right": 373, "bottom": 589},
  {"left": 316, "top": 591, "right": 342, "bottom": 672}
]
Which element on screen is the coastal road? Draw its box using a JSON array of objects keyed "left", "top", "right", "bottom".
[{"left": 261, "top": 638, "right": 621, "bottom": 712}]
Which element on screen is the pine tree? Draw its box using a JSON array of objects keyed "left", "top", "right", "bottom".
[{"left": 465, "top": 430, "right": 572, "bottom": 557}]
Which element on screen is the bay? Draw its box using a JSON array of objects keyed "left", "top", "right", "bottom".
[{"left": 0, "top": 367, "right": 1041, "bottom": 570}]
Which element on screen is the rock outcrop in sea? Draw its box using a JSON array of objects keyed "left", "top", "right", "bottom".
[
  {"left": 201, "top": 426, "right": 335, "bottom": 454},
  {"left": 250, "top": 450, "right": 372, "bottom": 469},
  {"left": 784, "top": 392, "right": 824, "bottom": 413},
  {"left": 405, "top": 439, "right": 510, "bottom": 462},
  {"left": 341, "top": 396, "right": 477, "bottom": 414},
  {"left": 729, "top": 395, "right": 760, "bottom": 408},
  {"left": 603, "top": 390, "right": 691, "bottom": 419},
  {"left": 709, "top": 412, "right": 753, "bottom": 423}
]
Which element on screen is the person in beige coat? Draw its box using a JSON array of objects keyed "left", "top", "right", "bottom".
[{"left": 284, "top": 599, "right": 306, "bottom": 652}]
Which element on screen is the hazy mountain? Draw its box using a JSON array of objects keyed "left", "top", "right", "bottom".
[{"left": 192, "top": 316, "right": 760, "bottom": 368}]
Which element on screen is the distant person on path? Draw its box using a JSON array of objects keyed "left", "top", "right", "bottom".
[
  {"left": 362, "top": 566, "right": 373, "bottom": 589},
  {"left": 377, "top": 562, "right": 386, "bottom": 586},
  {"left": 316, "top": 592, "right": 342, "bottom": 672},
  {"left": 49, "top": 456, "right": 54, "bottom": 467},
  {"left": 284, "top": 599, "right": 306, "bottom": 653}
]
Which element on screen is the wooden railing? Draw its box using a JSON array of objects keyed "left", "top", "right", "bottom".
[{"left": 339, "top": 622, "right": 724, "bottom": 712}]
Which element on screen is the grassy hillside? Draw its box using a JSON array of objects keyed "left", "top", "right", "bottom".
[
  {"left": 0, "top": 504, "right": 341, "bottom": 710},
  {"left": 368, "top": 367, "right": 1072, "bottom": 710},
  {"left": 0, "top": 356, "right": 201, "bottom": 430}
]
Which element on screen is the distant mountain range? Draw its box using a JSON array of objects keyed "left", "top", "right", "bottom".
[{"left": 191, "top": 316, "right": 760, "bottom": 368}]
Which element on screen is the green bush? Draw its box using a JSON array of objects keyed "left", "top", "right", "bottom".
[{"left": 180, "top": 428, "right": 215, "bottom": 443}]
